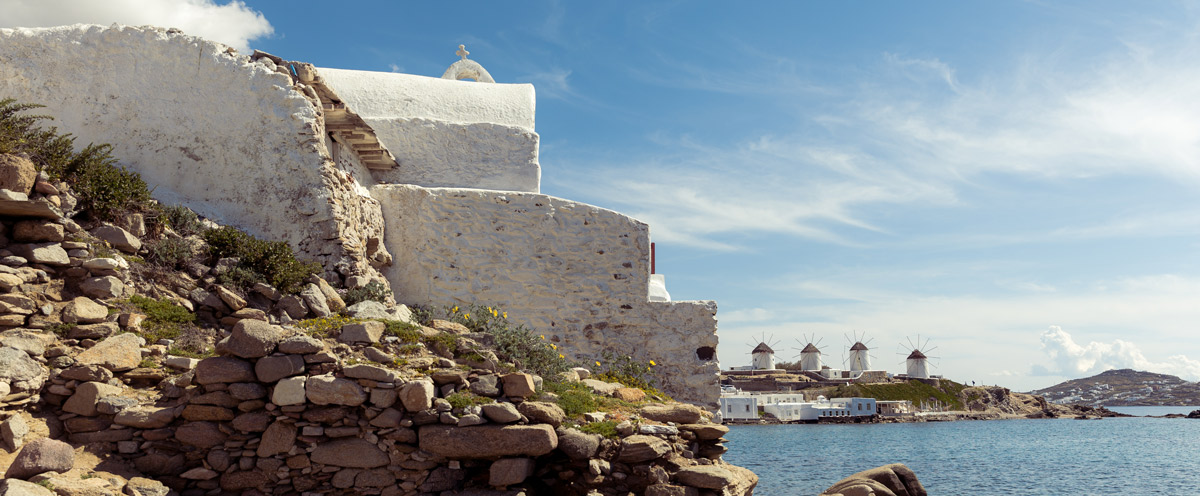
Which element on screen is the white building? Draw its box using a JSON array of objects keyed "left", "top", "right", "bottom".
[
  {"left": 760, "top": 396, "right": 877, "bottom": 422},
  {"left": 799, "top": 342, "right": 823, "bottom": 371},
  {"left": 848, "top": 341, "right": 871, "bottom": 372},
  {"left": 906, "top": 349, "right": 929, "bottom": 379},
  {"left": 719, "top": 396, "right": 760, "bottom": 421}
]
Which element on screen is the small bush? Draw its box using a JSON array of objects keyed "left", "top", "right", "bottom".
[
  {"left": 445, "top": 391, "right": 494, "bottom": 409},
  {"left": 159, "top": 204, "right": 203, "bottom": 235},
  {"left": 578, "top": 420, "right": 619, "bottom": 439},
  {"left": 138, "top": 358, "right": 159, "bottom": 369},
  {"left": 591, "top": 350, "right": 660, "bottom": 392},
  {"left": 380, "top": 319, "right": 422, "bottom": 343},
  {"left": 202, "top": 226, "right": 319, "bottom": 293},
  {"left": 396, "top": 344, "right": 423, "bottom": 356},
  {"left": 423, "top": 332, "right": 459, "bottom": 357},
  {"left": 343, "top": 280, "right": 391, "bottom": 307},
  {"left": 129, "top": 295, "right": 197, "bottom": 344},
  {"left": 167, "top": 346, "right": 214, "bottom": 359},
  {"left": 419, "top": 304, "right": 569, "bottom": 380},
  {"left": 547, "top": 381, "right": 602, "bottom": 417},
  {"left": 145, "top": 237, "right": 195, "bottom": 269},
  {"left": 297, "top": 314, "right": 361, "bottom": 338}
]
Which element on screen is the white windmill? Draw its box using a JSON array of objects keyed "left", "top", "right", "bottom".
[
  {"left": 748, "top": 333, "right": 780, "bottom": 370},
  {"left": 844, "top": 331, "right": 874, "bottom": 373},
  {"left": 794, "top": 333, "right": 825, "bottom": 372},
  {"left": 898, "top": 335, "right": 939, "bottom": 379}
]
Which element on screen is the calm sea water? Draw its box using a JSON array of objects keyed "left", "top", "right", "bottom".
[{"left": 722, "top": 407, "right": 1200, "bottom": 495}]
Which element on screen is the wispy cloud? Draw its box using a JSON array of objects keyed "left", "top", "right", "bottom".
[{"left": 0, "top": 0, "right": 273, "bottom": 52}]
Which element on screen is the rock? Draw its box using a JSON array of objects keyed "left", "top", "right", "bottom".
[
  {"left": 254, "top": 354, "right": 305, "bottom": 382},
  {"left": 481, "top": 402, "right": 522, "bottom": 424},
  {"left": 194, "top": 357, "right": 256, "bottom": 384},
  {"left": 676, "top": 465, "right": 737, "bottom": 490},
  {"left": 339, "top": 321, "right": 384, "bottom": 344},
  {"left": 114, "top": 406, "right": 176, "bottom": 429},
  {"left": 225, "top": 319, "right": 282, "bottom": 358},
  {"left": 556, "top": 428, "right": 600, "bottom": 460},
  {"left": 1188, "top": 409, "right": 1200, "bottom": 419},
  {"left": 277, "top": 334, "right": 323, "bottom": 354},
  {"left": 0, "top": 273, "right": 22, "bottom": 291},
  {"left": 275, "top": 294, "right": 308, "bottom": 319},
  {"left": 59, "top": 364, "right": 112, "bottom": 382},
  {"left": 231, "top": 412, "right": 271, "bottom": 433},
  {"left": 12, "top": 220, "right": 64, "bottom": 243},
  {"left": 614, "top": 387, "right": 646, "bottom": 402},
  {"left": 399, "top": 380, "right": 435, "bottom": 411},
  {"left": 419, "top": 424, "right": 558, "bottom": 458},
  {"left": 821, "top": 463, "right": 926, "bottom": 496},
  {"left": 61, "top": 296, "right": 108, "bottom": 324},
  {"left": 0, "top": 330, "right": 46, "bottom": 356},
  {"left": 273, "top": 376, "right": 307, "bottom": 406},
  {"left": 363, "top": 346, "right": 393, "bottom": 364},
  {"left": 163, "top": 355, "right": 198, "bottom": 370},
  {"left": 306, "top": 374, "right": 367, "bottom": 406},
  {"left": 91, "top": 225, "right": 142, "bottom": 253},
  {"left": 256, "top": 420, "right": 297, "bottom": 457},
  {"left": 311, "top": 276, "right": 346, "bottom": 312},
  {"left": 646, "top": 484, "right": 700, "bottom": 496},
  {"left": 181, "top": 404, "right": 235, "bottom": 421},
  {"left": 310, "top": 438, "right": 389, "bottom": 468},
  {"left": 180, "top": 467, "right": 219, "bottom": 480},
  {"left": 582, "top": 378, "right": 623, "bottom": 396},
  {"left": 344, "top": 363, "right": 399, "bottom": 382},
  {"left": 299, "top": 283, "right": 331, "bottom": 317},
  {"left": 617, "top": 435, "right": 672, "bottom": 463},
  {"left": 63, "top": 381, "right": 123, "bottom": 416},
  {"left": 175, "top": 421, "right": 227, "bottom": 448},
  {"left": 11, "top": 243, "right": 69, "bottom": 266},
  {"left": 66, "top": 322, "right": 118, "bottom": 340},
  {"left": 4, "top": 438, "right": 74, "bottom": 479},
  {"left": 344, "top": 300, "right": 393, "bottom": 320},
  {"left": 74, "top": 333, "right": 141, "bottom": 371},
  {"left": 682, "top": 423, "right": 729, "bottom": 440},
  {"left": 212, "top": 284, "right": 246, "bottom": 311},
  {"left": 470, "top": 374, "right": 501, "bottom": 396},
  {"left": 0, "top": 154, "right": 37, "bottom": 195},
  {"left": 518, "top": 401, "right": 566, "bottom": 427},
  {"left": 501, "top": 373, "right": 536, "bottom": 398},
  {"left": 641, "top": 403, "right": 703, "bottom": 424},
  {"left": 0, "top": 479, "right": 55, "bottom": 496},
  {"left": 489, "top": 458, "right": 535, "bottom": 487},
  {"left": 0, "top": 347, "right": 45, "bottom": 392},
  {"left": 220, "top": 470, "right": 268, "bottom": 492},
  {"left": 78, "top": 275, "right": 125, "bottom": 298},
  {"left": 2, "top": 414, "right": 29, "bottom": 451},
  {"left": 81, "top": 258, "right": 120, "bottom": 271},
  {"left": 125, "top": 477, "right": 170, "bottom": 496}
]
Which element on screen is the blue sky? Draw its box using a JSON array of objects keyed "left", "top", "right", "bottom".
[{"left": 7, "top": 1, "right": 1200, "bottom": 391}]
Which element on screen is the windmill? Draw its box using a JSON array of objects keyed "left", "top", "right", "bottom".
[
  {"left": 747, "top": 333, "right": 780, "bottom": 370},
  {"left": 898, "top": 335, "right": 939, "bottom": 379},
  {"left": 844, "top": 331, "right": 875, "bottom": 372},
  {"left": 793, "top": 333, "right": 825, "bottom": 372}
]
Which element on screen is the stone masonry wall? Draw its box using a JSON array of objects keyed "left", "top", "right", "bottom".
[
  {"left": 372, "top": 185, "right": 720, "bottom": 409},
  {"left": 0, "top": 24, "right": 390, "bottom": 284}
]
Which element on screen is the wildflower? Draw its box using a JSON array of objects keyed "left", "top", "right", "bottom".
[
  {"left": 540, "top": 335, "right": 545, "bottom": 340},
  {"left": 559, "top": 354, "right": 565, "bottom": 359},
  {"left": 503, "top": 312, "right": 507, "bottom": 319},
  {"left": 464, "top": 313, "right": 469, "bottom": 319},
  {"left": 451, "top": 306, "right": 459, "bottom": 314},
  {"left": 595, "top": 361, "right": 602, "bottom": 367},
  {"left": 649, "top": 360, "right": 656, "bottom": 366},
  {"left": 551, "top": 344, "right": 557, "bottom": 350}
]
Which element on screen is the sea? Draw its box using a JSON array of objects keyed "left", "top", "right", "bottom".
[{"left": 721, "top": 406, "right": 1200, "bottom": 495}]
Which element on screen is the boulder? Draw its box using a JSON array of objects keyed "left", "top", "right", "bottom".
[
  {"left": 114, "top": 406, "right": 176, "bottom": 429},
  {"left": 212, "top": 285, "right": 246, "bottom": 311},
  {"left": 0, "top": 330, "right": 46, "bottom": 356},
  {"left": 310, "top": 438, "right": 389, "bottom": 468},
  {"left": 4, "top": 438, "right": 74, "bottom": 479},
  {"left": 556, "top": 427, "right": 600, "bottom": 460},
  {"left": 61, "top": 296, "right": 109, "bottom": 324},
  {"left": 12, "top": 220, "right": 64, "bottom": 243},
  {"left": 582, "top": 378, "right": 623, "bottom": 396},
  {"left": 125, "top": 477, "right": 171, "bottom": 496},
  {"left": 277, "top": 334, "right": 323, "bottom": 354},
  {"left": 641, "top": 403, "right": 703, "bottom": 424},
  {"left": 681, "top": 423, "right": 730, "bottom": 441},
  {"left": 489, "top": 458, "right": 535, "bottom": 487},
  {"left": 58, "top": 364, "right": 113, "bottom": 382},
  {"left": 256, "top": 420, "right": 297, "bottom": 457},
  {"left": 63, "top": 381, "right": 124, "bottom": 416},
  {"left": 0, "top": 154, "right": 37, "bottom": 194},
  {"left": 299, "top": 283, "right": 331, "bottom": 317},
  {"left": 1, "top": 414, "right": 29, "bottom": 451},
  {"left": 73, "top": 332, "right": 141, "bottom": 372},
  {"left": 175, "top": 421, "right": 227, "bottom": 448},
  {"left": 339, "top": 321, "right": 384, "bottom": 344},
  {"left": 254, "top": 354, "right": 305, "bottom": 383},
  {"left": 0, "top": 479, "right": 55, "bottom": 496},
  {"left": 501, "top": 373, "right": 536, "bottom": 398},
  {"left": 0, "top": 347, "right": 46, "bottom": 393},
  {"left": 273, "top": 376, "right": 307, "bottom": 406},
  {"left": 225, "top": 319, "right": 282, "bottom": 358},
  {"left": 614, "top": 387, "right": 647, "bottom": 402},
  {"left": 66, "top": 322, "right": 118, "bottom": 340},
  {"left": 399, "top": 380, "right": 435, "bottom": 411},
  {"left": 343, "top": 364, "right": 399, "bottom": 382},
  {"left": 419, "top": 424, "right": 558, "bottom": 458},
  {"left": 481, "top": 402, "right": 522, "bottom": 424},
  {"left": 821, "top": 463, "right": 926, "bottom": 496},
  {"left": 306, "top": 375, "right": 367, "bottom": 406},
  {"left": 275, "top": 295, "right": 308, "bottom": 319},
  {"left": 194, "top": 357, "right": 256, "bottom": 384},
  {"left": 517, "top": 401, "right": 566, "bottom": 427},
  {"left": 311, "top": 276, "right": 346, "bottom": 312},
  {"left": 10, "top": 243, "right": 69, "bottom": 266},
  {"left": 79, "top": 275, "right": 125, "bottom": 298},
  {"left": 617, "top": 435, "right": 672, "bottom": 463},
  {"left": 91, "top": 225, "right": 142, "bottom": 253},
  {"left": 675, "top": 465, "right": 737, "bottom": 490}
]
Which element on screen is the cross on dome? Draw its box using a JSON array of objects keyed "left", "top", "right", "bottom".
[{"left": 456, "top": 44, "right": 469, "bottom": 60}]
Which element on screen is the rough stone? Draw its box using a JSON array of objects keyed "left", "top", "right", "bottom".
[
  {"left": 339, "top": 320, "right": 384, "bottom": 344},
  {"left": 675, "top": 465, "right": 737, "bottom": 490},
  {"left": 225, "top": 319, "right": 282, "bottom": 358},
  {"left": 363, "top": 346, "right": 393, "bottom": 363},
  {"left": 58, "top": 364, "right": 112, "bottom": 382},
  {"left": 12, "top": 220, "right": 64, "bottom": 243},
  {"left": 113, "top": 406, "right": 176, "bottom": 429},
  {"left": 277, "top": 334, "right": 324, "bottom": 354},
  {"left": 63, "top": 381, "right": 123, "bottom": 416},
  {"left": 1, "top": 414, "right": 29, "bottom": 451},
  {"left": 194, "top": 356, "right": 256, "bottom": 384},
  {"left": 299, "top": 283, "right": 331, "bottom": 317},
  {"left": 617, "top": 435, "right": 672, "bottom": 463},
  {"left": 272, "top": 375, "right": 307, "bottom": 406},
  {"left": 470, "top": 374, "right": 501, "bottom": 396},
  {"left": 0, "top": 154, "right": 37, "bottom": 195},
  {"left": 276, "top": 295, "right": 308, "bottom": 319},
  {"left": 419, "top": 424, "right": 558, "bottom": 458},
  {"left": 481, "top": 402, "right": 522, "bottom": 424},
  {"left": 73, "top": 331, "right": 139, "bottom": 369},
  {"left": 220, "top": 470, "right": 268, "bottom": 492},
  {"left": 641, "top": 403, "right": 703, "bottom": 424},
  {"left": 61, "top": 296, "right": 109, "bottom": 324},
  {"left": 306, "top": 374, "right": 367, "bottom": 406},
  {"left": 646, "top": 484, "right": 700, "bottom": 496},
  {"left": 175, "top": 421, "right": 227, "bottom": 448},
  {"left": 81, "top": 258, "right": 120, "bottom": 271},
  {"left": 614, "top": 387, "right": 647, "bottom": 402},
  {"left": 517, "top": 401, "right": 566, "bottom": 427},
  {"left": 501, "top": 373, "right": 536, "bottom": 398},
  {"left": 343, "top": 363, "right": 399, "bottom": 382},
  {"left": 91, "top": 225, "right": 142, "bottom": 253},
  {"left": 78, "top": 275, "right": 125, "bottom": 298},
  {"left": 0, "top": 347, "right": 45, "bottom": 392},
  {"left": 256, "top": 420, "right": 297, "bottom": 457},
  {"left": 556, "top": 427, "right": 600, "bottom": 460},
  {"left": 312, "top": 276, "right": 346, "bottom": 312},
  {"left": 820, "top": 463, "right": 926, "bottom": 496},
  {"left": 11, "top": 243, "right": 69, "bottom": 266},
  {"left": 489, "top": 458, "right": 535, "bottom": 487},
  {"left": 399, "top": 380, "right": 435, "bottom": 411},
  {"left": 4, "top": 438, "right": 74, "bottom": 479},
  {"left": 0, "top": 479, "right": 55, "bottom": 496},
  {"left": 67, "top": 322, "right": 118, "bottom": 340},
  {"left": 310, "top": 438, "right": 389, "bottom": 468},
  {"left": 212, "top": 284, "right": 246, "bottom": 311},
  {"left": 254, "top": 354, "right": 305, "bottom": 382},
  {"left": 231, "top": 411, "right": 271, "bottom": 433},
  {"left": 682, "top": 423, "right": 730, "bottom": 441},
  {"left": 181, "top": 404, "right": 236, "bottom": 421},
  {"left": 228, "top": 381, "right": 267, "bottom": 400}
]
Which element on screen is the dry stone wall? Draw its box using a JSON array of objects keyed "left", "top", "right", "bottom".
[{"left": 372, "top": 185, "right": 720, "bottom": 409}]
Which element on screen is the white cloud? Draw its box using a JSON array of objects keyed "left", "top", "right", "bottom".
[
  {"left": 1037, "top": 325, "right": 1200, "bottom": 381},
  {"left": 0, "top": 0, "right": 272, "bottom": 52}
]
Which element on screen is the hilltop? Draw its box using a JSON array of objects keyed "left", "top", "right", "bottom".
[{"left": 1030, "top": 369, "right": 1200, "bottom": 406}]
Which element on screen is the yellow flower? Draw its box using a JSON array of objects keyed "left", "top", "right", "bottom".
[
  {"left": 463, "top": 313, "right": 469, "bottom": 319},
  {"left": 559, "top": 354, "right": 565, "bottom": 359},
  {"left": 595, "top": 361, "right": 601, "bottom": 367},
  {"left": 451, "top": 306, "right": 459, "bottom": 313},
  {"left": 540, "top": 335, "right": 545, "bottom": 340},
  {"left": 503, "top": 312, "right": 507, "bottom": 319},
  {"left": 649, "top": 360, "right": 656, "bottom": 366},
  {"left": 551, "top": 344, "right": 557, "bottom": 350}
]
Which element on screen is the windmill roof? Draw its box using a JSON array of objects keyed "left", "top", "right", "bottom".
[
  {"left": 850, "top": 342, "right": 868, "bottom": 351},
  {"left": 801, "top": 343, "right": 821, "bottom": 353},
  {"left": 907, "top": 349, "right": 928, "bottom": 359},
  {"left": 752, "top": 342, "right": 774, "bottom": 354}
]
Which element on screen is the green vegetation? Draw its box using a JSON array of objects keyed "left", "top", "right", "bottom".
[
  {"left": 0, "top": 98, "right": 151, "bottom": 221},
  {"left": 138, "top": 358, "right": 159, "bottom": 369},
  {"left": 551, "top": 381, "right": 602, "bottom": 417},
  {"left": 827, "top": 380, "right": 968, "bottom": 410},
  {"left": 343, "top": 280, "right": 391, "bottom": 306},
  {"left": 47, "top": 322, "right": 76, "bottom": 337},
  {"left": 445, "top": 391, "right": 494, "bottom": 409},
  {"left": 416, "top": 303, "right": 569, "bottom": 380},
  {"left": 577, "top": 420, "right": 619, "bottom": 438},
  {"left": 129, "top": 295, "right": 197, "bottom": 344},
  {"left": 167, "top": 346, "right": 214, "bottom": 359},
  {"left": 591, "top": 350, "right": 660, "bottom": 392},
  {"left": 380, "top": 319, "right": 422, "bottom": 343},
  {"left": 203, "top": 225, "right": 319, "bottom": 293},
  {"left": 157, "top": 204, "right": 204, "bottom": 236},
  {"left": 145, "top": 236, "right": 195, "bottom": 269},
  {"left": 296, "top": 315, "right": 362, "bottom": 338}
]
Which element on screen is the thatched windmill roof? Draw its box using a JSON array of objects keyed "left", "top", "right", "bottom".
[
  {"left": 906, "top": 349, "right": 928, "bottom": 360},
  {"left": 752, "top": 342, "right": 775, "bottom": 354},
  {"left": 801, "top": 343, "right": 821, "bottom": 354},
  {"left": 850, "top": 341, "right": 869, "bottom": 351}
]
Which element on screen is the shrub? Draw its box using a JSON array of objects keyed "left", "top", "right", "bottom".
[
  {"left": 591, "top": 350, "right": 659, "bottom": 392},
  {"left": 343, "top": 280, "right": 391, "bottom": 306},
  {"left": 130, "top": 295, "right": 196, "bottom": 344},
  {"left": 159, "top": 204, "right": 203, "bottom": 235},
  {"left": 552, "top": 382, "right": 602, "bottom": 417},
  {"left": 202, "top": 225, "right": 319, "bottom": 293},
  {"left": 578, "top": 420, "right": 619, "bottom": 439},
  {"left": 0, "top": 98, "right": 152, "bottom": 221},
  {"left": 145, "top": 237, "right": 195, "bottom": 269},
  {"left": 381, "top": 320, "right": 421, "bottom": 343},
  {"left": 445, "top": 391, "right": 494, "bottom": 409},
  {"left": 296, "top": 314, "right": 361, "bottom": 338},
  {"left": 418, "top": 304, "right": 569, "bottom": 380}
]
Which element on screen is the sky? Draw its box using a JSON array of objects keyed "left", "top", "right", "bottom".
[{"left": 5, "top": 0, "right": 1200, "bottom": 391}]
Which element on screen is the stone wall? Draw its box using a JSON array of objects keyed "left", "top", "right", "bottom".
[
  {"left": 316, "top": 68, "right": 540, "bottom": 193},
  {"left": 372, "top": 185, "right": 720, "bottom": 408},
  {"left": 0, "top": 24, "right": 390, "bottom": 283}
]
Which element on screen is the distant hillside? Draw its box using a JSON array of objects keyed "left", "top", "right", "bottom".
[{"left": 1031, "top": 369, "right": 1200, "bottom": 406}]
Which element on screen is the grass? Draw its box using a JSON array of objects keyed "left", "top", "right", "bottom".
[
  {"left": 445, "top": 391, "right": 494, "bottom": 409},
  {"left": 343, "top": 280, "right": 391, "bottom": 306},
  {"left": 127, "top": 295, "right": 196, "bottom": 344},
  {"left": 577, "top": 420, "right": 619, "bottom": 439},
  {"left": 138, "top": 358, "right": 159, "bottom": 369},
  {"left": 296, "top": 315, "right": 361, "bottom": 337},
  {"left": 167, "top": 346, "right": 214, "bottom": 359},
  {"left": 415, "top": 303, "right": 570, "bottom": 380},
  {"left": 381, "top": 319, "right": 421, "bottom": 343}
]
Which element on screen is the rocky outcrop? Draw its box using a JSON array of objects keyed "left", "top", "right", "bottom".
[{"left": 821, "top": 463, "right": 927, "bottom": 496}]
